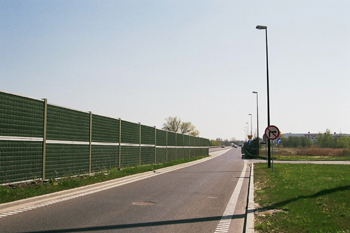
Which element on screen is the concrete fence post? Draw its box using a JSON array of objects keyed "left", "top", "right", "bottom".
[
  {"left": 118, "top": 118, "right": 121, "bottom": 168},
  {"left": 139, "top": 122, "right": 141, "bottom": 165},
  {"left": 42, "top": 98, "right": 47, "bottom": 181},
  {"left": 166, "top": 131, "right": 168, "bottom": 162},
  {"left": 154, "top": 126, "right": 157, "bottom": 164},
  {"left": 175, "top": 133, "right": 177, "bottom": 160},
  {"left": 89, "top": 112, "right": 92, "bottom": 174}
]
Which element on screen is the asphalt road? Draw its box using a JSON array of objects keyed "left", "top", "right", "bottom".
[{"left": 0, "top": 147, "right": 250, "bottom": 233}]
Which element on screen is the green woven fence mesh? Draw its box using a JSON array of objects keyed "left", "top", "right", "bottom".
[
  {"left": 45, "top": 144, "right": 89, "bottom": 178},
  {"left": 120, "top": 146, "right": 139, "bottom": 167},
  {"left": 141, "top": 146, "right": 155, "bottom": 164},
  {"left": 92, "top": 115, "right": 119, "bottom": 143},
  {"left": 0, "top": 141, "right": 43, "bottom": 183},
  {"left": 0, "top": 91, "right": 210, "bottom": 184},
  {"left": 0, "top": 92, "right": 44, "bottom": 138},
  {"left": 155, "top": 148, "right": 167, "bottom": 163},
  {"left": 92, "top": 145, "right": 119, "bottom": 172},
  {"left": 47, "top": 105, "right": 90, "bottom": 142},
  {"left": 141, "top": 125, "right": 155, "bottom": 145},
  {"left": 121, "top": 120, "right": 139, "bottom": 144},
  {"left": 156, "top": 129, "right": 166, "bottom": 146},
  {"left": 167, "top": 132, "right": 176, "bottom": 146}
]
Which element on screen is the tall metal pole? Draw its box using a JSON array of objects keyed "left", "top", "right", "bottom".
[
  {"left": 253, "top": 91, "right": 259, "bottom": 156},
  {"left": 249, "top": 114, "right": 252, "bottom": 136},
  {"left": 252, "top": 91, "right": 259, "bottom": 139},
  {"left": 246, "top": 122, "right": 248, "bottom": 141},
  {"left": 256, "top": 25, "right": 271, "bottom": 168}
]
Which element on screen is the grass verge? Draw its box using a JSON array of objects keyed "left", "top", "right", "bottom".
[
  {"left": 259, "top": 147, "right": 350, "bottom": 161},
  {"left": 254, "top": 163, "right": 350, "bottom": 232},
  {"left": 0, "top": 156, "right": 208, "bottom": 204}
]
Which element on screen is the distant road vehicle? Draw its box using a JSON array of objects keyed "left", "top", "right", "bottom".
[{"left": 221, "top": 145, "right": 225, "bottom": 148}]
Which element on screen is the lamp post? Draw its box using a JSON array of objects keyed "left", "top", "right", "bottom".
[
  {"left": 252, "top": 91, "right": 259, "bottom": 139},
  {"left": 246, "top": 122, "right": 249, "bottom": 141},
  {"left": 256, "top": 24, "right": 271, "bottom": 168},
  {"left": 248, "top": 114, "right": 252, "bottom": 136},
  {"left": 252, "top": 91, "right": 259, "bottom": 156}
]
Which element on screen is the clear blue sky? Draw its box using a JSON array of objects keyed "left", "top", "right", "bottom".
[{"left": 1, "top": 1, "right": 350, "bottom": 141}]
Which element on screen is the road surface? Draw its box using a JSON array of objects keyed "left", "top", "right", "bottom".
[{"left": 0, "top": 147, "right": 251, "bottom": 233}]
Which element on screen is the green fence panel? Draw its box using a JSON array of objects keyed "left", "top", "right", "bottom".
[
  {"left": 0, "top": 141, "right": 43, "bottom": 184},
  {"left": 141, "top": 146, "right": 155, "bottom": 164},
  {"left": 0, "top": 92, "right": 44, "bottom": 138},
  {"left": 168, "top": 148, "right": 176, "bottom": 161},
  {"left": 189, "top": 148, "right": 195, "bottom": 158},
  {"left": 177, "top": 134, "right": 184, "bottom": 147},
  {"left": 91, "top": 145, "right": 119, "bottom": 172},
  {"left": 92, "top": 115, "right": 119, "bottom": 143},
  {"left": 45, "top": 144, "right": 89, "bottom": 178},
  {"left": 141, "top": 125, "right": 155, "bottom": 145},
  {"left": 167, "top": 132, "right": 176, "bottom": 146},
  {"left": 155, "top": 148, "right": 167, "bottom": 163},
  {"left": 0, "top": 91, "right": 210, "bottom": 184},
  {"left": 156, "top": 129, "right": 166, "bottom": 146},
  {"left": 176, "top": 148, "right": 185, "bottom": 159},
  {"left": 47, "top": 105, "right": 90, "bottom": 142},
  {"left": 121, "top": 120, "right": 139, "bottom": 144},
  {"left": 184, "top": 146, "right": 190, "bottom": 159},
  {"left": 184, "top": 135, "right": 190, "bottom": 146},
  {"left": 120, "top": 146, "right": 139, "bottom": 167}
]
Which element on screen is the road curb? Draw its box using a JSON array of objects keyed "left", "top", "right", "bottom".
[{"left": 245, "top": 163, "right": 255, "bottom": 233}]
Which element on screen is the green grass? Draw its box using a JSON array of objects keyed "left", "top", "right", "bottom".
[
  {"left": 0, "top": 156, "right": 208, "bottom": 204},
  {"left": 270, "top": 155, "right": 350, "bottom": 161},
  {"left": 254, "top": 163, "right": 350, "bottom": 233},
  {"left": 258, "top": 147, "right": 350, "bottom": 161}
]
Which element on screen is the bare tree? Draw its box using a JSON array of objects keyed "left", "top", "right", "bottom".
[
  {"left": 163, "top": 117, "right": 200, "bottom": 136},
  {"left": 162, "top": 116, "right": 181, "bottom": 132}
]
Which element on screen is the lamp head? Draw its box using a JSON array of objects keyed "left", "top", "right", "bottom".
[
  {"left": 256, "top": 25, "right": 267, "bottom": 30},
  {"left": 252, "top": 91, "right": 258, "bottom": 94}
]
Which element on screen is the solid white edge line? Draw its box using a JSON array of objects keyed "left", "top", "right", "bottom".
[{"left": 214, "top": 161, "right": 247, "bottom": 233}]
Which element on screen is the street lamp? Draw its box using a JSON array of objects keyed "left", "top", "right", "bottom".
[
  {"left": 256, "top": 24, "right": 271, "bottom": 168},
  {"left": 252, "top": 91, "right": 259, "bottom": 156},
  {"left": 246, "top": 122, "right": 249, "bottom": 141},
  {"left": 252, "top": 91, "right": 259, "bottom": 139},
  {"left": 248, "top": 114, "right": 252, "bottom": 136}
]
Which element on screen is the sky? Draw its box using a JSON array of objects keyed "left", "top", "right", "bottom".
[{"left": 1, "top": 1, "right": 350, "bottom": 141}]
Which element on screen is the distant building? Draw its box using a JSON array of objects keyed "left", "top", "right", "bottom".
[{"left": 282, "top": 132, "right": 350, "bottom": 143}]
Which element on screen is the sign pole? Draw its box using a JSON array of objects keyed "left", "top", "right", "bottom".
[
  {"left": 272, "top": 140, "right": 274, "bottom": 172},
  {"left": 264, "top": 125, "right": 280, "bottom": 169}
]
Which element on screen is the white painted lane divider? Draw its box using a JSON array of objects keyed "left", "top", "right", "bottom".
[
  {"left": 214, "top": 161, "right": 247, "bottom": 233},
  {"left": 0, "top": 149, "right": 230, "bottom": 219}
]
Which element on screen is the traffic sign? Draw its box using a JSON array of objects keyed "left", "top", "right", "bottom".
[
  {"left": 277, "top": 137, "right": 281, "bottom": 145},
  {"left": 248, "top": 135, "right": 253, "bottom": 140},
  {"left": 264, "top": 125, "right": 280, "bottom": 140}
]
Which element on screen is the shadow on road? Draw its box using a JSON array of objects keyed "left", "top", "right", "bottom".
[{"left": 22, "top": 214, "right": 246, "bottom": 233}]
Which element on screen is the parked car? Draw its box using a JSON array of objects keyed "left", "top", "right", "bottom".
[{"left": 221, "top": 145, "right": 225, "bottom": 148}]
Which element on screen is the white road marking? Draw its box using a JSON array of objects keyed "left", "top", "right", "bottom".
[{"left": 214, "top": 161, "right": 247, "bottom": 233}]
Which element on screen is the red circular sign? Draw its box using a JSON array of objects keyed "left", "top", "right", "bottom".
[{"left": 264, "top": 125, "right": 280, "bottom": 140}]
